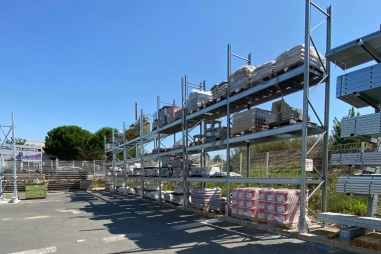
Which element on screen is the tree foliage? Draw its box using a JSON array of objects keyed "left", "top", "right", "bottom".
[
  {"left": 5, "top": 138, "right": 26, "bottom": 145},
  {"left": 330, "top": 107, "right": 360, "bottom": 145},
  {"left": 86, "top": 127, "right": 116, "bottom": 160},
  {"left": 44, "top": 125, "right": 92, "bottom": 160}
]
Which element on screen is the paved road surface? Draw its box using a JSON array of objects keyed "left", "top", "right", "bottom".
[{"left": 0, "top": 191, "right": 354, "bottom": 254}]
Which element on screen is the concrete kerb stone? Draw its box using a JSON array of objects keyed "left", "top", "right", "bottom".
[{"left": 112, "top": 192, "right": 380, "bottom": 254}]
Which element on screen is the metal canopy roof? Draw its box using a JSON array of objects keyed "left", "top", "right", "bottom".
[{"left": 326, "top": 30, "right": 381, "bottom": 70}]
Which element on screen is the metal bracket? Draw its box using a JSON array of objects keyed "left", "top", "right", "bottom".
[
  {"left": 356, "top": 39, "right": 381, "bottom": 63},
  {"left": 350, "top": 134, "right": 379, "bottom": 144},
  {"left": 354, "top": 92, "right": 381, "bottom": 112}
]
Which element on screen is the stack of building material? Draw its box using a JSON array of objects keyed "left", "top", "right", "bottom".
[
  {"left": 133, "top": 115, "right": 150, "bottom": 138},
  {"left": 172, "top": 157, "right": 184, "bottom": 178},
  {"left": 210, "top": 172, "right": 242, "bottom": 178},
  {"left": 211, "top": 81, "right": 228, "bottom": 101},
  {"left": 251, "top": 61, "right": 275, "bottom": 85},
  {"left": 209, "top": 195, "right": 227, "bottom": 213},
  {"left": 132, "top": 163, "right": 142, "bottom": 176},
  {"left": 171, "top": 185, "right": 185, "bottom": 205},
  {"left": 152, "top": 147, "right": 166, "bottom": 154},
  {"left": 231, "top": 188, "right": 261, "bottom": 221},
  {"left": 125, "top": 124, "right": 135, "bottom": 141},
  {"left": 191, "top": 188, "right": 221, "bottom": 210},
  {"left": 273, "top": 189, "right": 307, "bottom": 228},
  {"left": 274, "top": 44, "right": 326, "bottom": 74},
  {"left": 163, "top": 192, "right": 171, "bottom": 202},
  {"left": 158, "top": 105, "right": 182, "bottom": 127},
  {"left": 231, "top": 108, "right": 270, "bottom": 136},
  {"left": 126, "top": 187, "right": 135, "bottom": 195},
  {"left": 331, "top": 152, "right": 381, "bottom": 166},
  {"left": 173, "top": 139, "right": 185, "bottom": 150},
  {"left": 150, "top": 191, "right": 168, "bottom": 201},
  {"left": 341, "top": 113, "right": 381, "bottom": 139},
  {"left": 336, "top": 175, "right": 381, "bottom": 195},
  {"left": 190, "top": 167, "right": 220, "bottom": 177},
  {"left": 257, "top": 188, "right": 273, "bottom": 222},
  {"left": 267, "top": 99, "right": 303, "bottom": 126},
  {"left": 229, "top": 65, "right": 256, "bottom": 95},
  {"left": 174, "top": 107, "right": 183, "bottom": 121},
  {"left": 187, "top": 90, "right": 213, "bottom": 113},
  {"left": 336, "top": 63, "right": 381, "bottom": 108},
  {"left": 160, "top": 168, "right": 169, "bottom": 177},
  {"left": 152, "top": 119, "right": 158, "bottom": 131}
]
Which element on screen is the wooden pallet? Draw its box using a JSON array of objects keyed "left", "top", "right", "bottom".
[
  {"left": 350, "top": 233, "right": 381, "bottom": 251},
  {"left": 202, "top": 101, "right": 213, "bottom": 109},
  {"left": 208, "top": 208, "right": 224, "bottom": 215}
]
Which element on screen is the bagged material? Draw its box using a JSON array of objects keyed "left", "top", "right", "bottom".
[
  {"left": 187, "top": 89, "right": 213, "bottom": 113},
  {"left": 211, "top": 81, "right": 228, "bottom": 100},
  {"left": 229, "top": 65, "right": 256, "bottom": 94},
  {"left": 274, "top": 44, "right": 326, "bottom": 74},
  {"left": 209, "top": 195, "right": 227, "bottom": 212},
  {"left": 251, "top": 61, "right": 275, "bottom": 84}
]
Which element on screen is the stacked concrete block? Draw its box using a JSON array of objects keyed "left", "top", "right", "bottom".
[{"left": 231, "top": 108, "right": 270, "bottom": 135}]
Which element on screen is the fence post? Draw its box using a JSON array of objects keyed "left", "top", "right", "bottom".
[
  {"left": 55, "top": 159, "right": 59, "bottom": 169},
  {"left": 93, "top": 160, "right": 95, "bottom": 178},
  {"left": 266, "top": 152, "right": 269, "bottom": 178}
]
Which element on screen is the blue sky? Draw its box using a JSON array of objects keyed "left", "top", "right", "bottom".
[{"left": 0, "top": 0, "right": 380, "bottom": 145}]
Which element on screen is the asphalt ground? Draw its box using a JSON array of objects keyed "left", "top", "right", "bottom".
[{"left": 0, "top": 191, "right": 355, "bottom": 254}]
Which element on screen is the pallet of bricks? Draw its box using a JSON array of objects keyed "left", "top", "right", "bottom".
[
  {"left": 170, "top": 185, "right": 185, "bottom": 206},
  {"left": 231, "top": 187, "right": 308, "bottom": 228},
  {"left": 231, "top": 107, "right": 270, "bottom": 136},
  {"left": 190, "top": 188, "right": 221, "bottom": 211}
]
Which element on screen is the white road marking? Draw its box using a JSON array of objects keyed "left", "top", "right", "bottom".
[
  {"left": 1, "top": 218, "right": 12, "bottom": 221},
  {"left": 57, "top": 209, "right": 81, "bottom": 214},
  {"left": 8, "top": 246, "right": 57, "bottom": 254},
  {"left": 76, "top": 239, "right": 85, "bottom": 243},
  {"left": 102, "top": 233, "right": 143, "bottom": 243},
  {"left": 172, "top": 219, "right": 222, "bottom": 230},
  {"left": 23, "top": 216, "right": 50, "bottom": 220}
]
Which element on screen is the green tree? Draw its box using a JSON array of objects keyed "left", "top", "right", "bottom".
[
  {"left": 87, "top": 127, "right": 117, "bottom": 160},
  {"left": 6, "top": 138, "right": 26, "bottom": 145},
  {"left": 330, "top": 107, "right": 360, "bottom": 145},
  {"left": 212, "top": 154, "right": 222, "bottom": 162},
  {"left": 44, "top": 125, "right": 92, "bottom": 160}
]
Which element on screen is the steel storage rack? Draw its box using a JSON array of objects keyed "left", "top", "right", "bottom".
[
  {"left": 105, "top": 0, "right": 332, "bottom": 233},
  {"left": 323, "top": 28, "right": 381, "bottom": 229}
]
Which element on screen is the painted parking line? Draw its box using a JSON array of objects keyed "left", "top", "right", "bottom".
[
  {"left": 102, "top": 233, "right": 143, "bottom": 243},
  {"left": 57, "top": 209, "right": 81, "bottom": 214},
  {"left": 172, "top": 219, "right": 222, "bottom": 230},
  {"left": 8, "top": 246, "right": 57, "bottom": 254},
  {"left": 23, "top": 216, "right": 50, "bottom": 220}
]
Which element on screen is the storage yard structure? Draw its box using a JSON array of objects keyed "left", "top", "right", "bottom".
[{"left": 104, "top": 0, "right": 381, "bottom": 236}]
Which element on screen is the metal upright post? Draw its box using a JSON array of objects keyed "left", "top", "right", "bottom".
[
  {"left": 140, "top": 109, "right": 144, "bottom": 198},
  {"left": 0, "top": 156, "right": 4, "bottom": 201},
  {"left": 93, "top": 160, "right": 95, "bottom": 178},
  {"left": 103, "top": 136, "right": 107, "bottom": 176},
  {"left": 11, "top": 112, "right": 19, "bottom": 203},
  {"left": 299, "top": 0, "right": 311, "bottom": 233},
  {"left": 184, "top": 75, "right": 190, "bottom": 208},
  {"left": 225, "top": 44, "right": 232, "bottom": 216},
  {"left": 157, "top": 96, "right": 162, "bottom": 202},
  {"left": 112, "top": 129, "right": 116, "bottom": 193},
  {"left": 123, "top": 121, "right": 127, "bottom": 194},
  {"left": 246, "top": 143, "right": 250, "bottom": 187},
  {"left": 322, "top": 5, "right": 332, "bottom": 227}
]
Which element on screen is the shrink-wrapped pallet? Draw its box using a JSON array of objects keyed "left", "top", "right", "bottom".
[
  {"left": 187, "top": 90, "right": 213, "bottom": 113},
  {"left": 274, "top": 44, "right": 326, "bottom": 74},
  {"left": 211, "top": 81, "right": 228, "bottom": 101},
  {"left": 191, "top": 188, "right": 221, "bottom": 209},
  {"left": 251, "top": 61, "right": 275, "bottom": 84},
  {"left": 229, "top": 65, "right": 256, "bottom": 95},
  {"left": 209, "top": 195, "right": 227, "bottom": 212}
]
